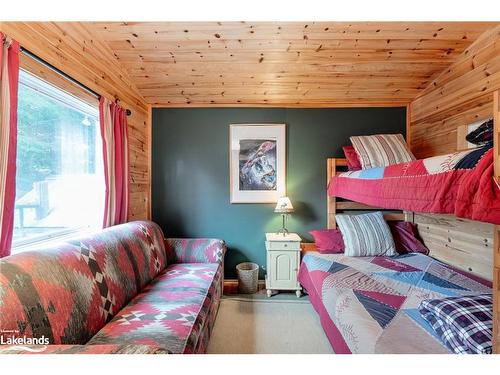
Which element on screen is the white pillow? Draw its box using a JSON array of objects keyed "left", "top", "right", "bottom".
[
  {"left": 336, "top": 212, "right": 396, "bottom": 257},
  {"left": 350, "top": 134, "right": 415, "bottom": 169}
]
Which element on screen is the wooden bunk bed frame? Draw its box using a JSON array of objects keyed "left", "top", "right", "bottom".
[
  {"left": 493, "top": 91, "right": 500, "bottom": 354},
  {"left": 326, "top": 157, "right": 494, "bottom": 279},
  {"left": 323, "top": 88, "right": 500, "bottom": 352},
  {"left": 326, "top": 157, "right": 406, "bottom": 229}
]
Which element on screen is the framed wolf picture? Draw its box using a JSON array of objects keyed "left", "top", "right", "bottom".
[{"left": 229, "top": 124, "right": 286, "bottom": 203}]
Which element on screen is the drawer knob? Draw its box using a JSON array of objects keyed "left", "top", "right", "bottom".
[{"left": 284, "top": 244, "right": 288, "bottom": 247}]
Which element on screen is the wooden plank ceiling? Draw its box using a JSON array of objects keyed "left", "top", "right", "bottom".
[{"left": 81, "top": 22, "right": 497, "bottom": 106}]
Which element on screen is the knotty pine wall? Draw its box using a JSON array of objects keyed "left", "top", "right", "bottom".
[
  {"left": 408, "top": 25, "right": 499, "bottom": 277},
  {"left": 409, "top": 25, "right": 499, "bottom": 158},
  {"left": 0, "top": 22, "right": 151, "bottom": 221},
  {"left": 408, "top": 25, "right": 500, "bottom": 351},
  {"left": 407, "top": 24, "right": 499, "bottom": 279}
]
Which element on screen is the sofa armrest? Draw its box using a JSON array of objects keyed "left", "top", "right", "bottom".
[
  {"left": 0, "top": 344, "right": 169, "bottom": 354},
  {"left": 165, "top": 238, "right": 226, "bottom": 264}
]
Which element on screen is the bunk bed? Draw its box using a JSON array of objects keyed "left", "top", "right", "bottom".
[
  {"left": 298, "top": 250, "right": 492, "bottom": 353},
  {"left": 300, "top": 154, "right": 495, "bottom": 353},
  {"left": 299, "top": 90, "right": 500, "bottom": 354},
  {"left": 328, "top": 146, "right": 500, "bottom": 225}
]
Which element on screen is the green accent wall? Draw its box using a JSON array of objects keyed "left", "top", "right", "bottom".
[{"left": 152, "top": 107, "right": 406, "bottom": 278}]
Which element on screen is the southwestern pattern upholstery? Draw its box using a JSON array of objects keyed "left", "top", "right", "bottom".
[
  {"left": 0, "top": 344, "right": 169, "bottom": 354},
  {"left": 0, "top": 221, "right": 226, "bottom": 354},
  {"left": 165, "top": 238, "right": 226, "bottom": 264},
  {"left": 87, "top": 263, "right": 223, "bottom": 353},
  {"left": 298, "top": 252, "right": 491, "bottom": 353}
]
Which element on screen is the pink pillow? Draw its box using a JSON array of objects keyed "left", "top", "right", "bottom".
[
  {"left": 389, "top": 221, "right": 429, "bottom": 255},
  {"left": 309, "top": 229, "right": 344, "bottom": 254},
  {"left": 309, "top": 221, "right": 429, "bottom": 255},
  {"left": 342, "top": 145, "right": 362, "bottom": 171}
]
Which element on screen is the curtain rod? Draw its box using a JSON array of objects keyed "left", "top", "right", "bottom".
[{"left": 20, "top": 47, "right": 131, "bottom": 116}]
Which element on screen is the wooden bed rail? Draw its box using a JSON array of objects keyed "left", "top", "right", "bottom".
[
  {"left": 493, "top": 90, "right": 500, "bottom": 353},
  {"left": 326, "top": 157, "right": 405, "bottom": 229},
  {"left": 325, "top": 157, "right": 493, "bottom": 280}
]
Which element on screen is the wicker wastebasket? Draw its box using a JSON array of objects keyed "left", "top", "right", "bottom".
[{"left": 236, "top": 262, "right": 259, "bottom": 294}]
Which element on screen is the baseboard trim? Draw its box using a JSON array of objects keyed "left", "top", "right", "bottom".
[{"left": 223, "top": 279, "right": 266, "bottom": 294}]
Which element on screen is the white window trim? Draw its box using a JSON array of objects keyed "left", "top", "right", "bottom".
[
  {"left": 13, "top": 69, "right": 104, "bottom": 253},
  {"left": 19, "top": 69, "right": 98, "bottom": 118},
  {"left": 11, "top": 226, "right": 97, "bottom": 254}
]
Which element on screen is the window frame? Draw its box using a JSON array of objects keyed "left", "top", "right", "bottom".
[{"left": 11, "top": 60, "right": 104, "bottom": 253}]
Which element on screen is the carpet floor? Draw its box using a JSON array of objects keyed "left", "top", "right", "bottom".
[{"left": 206, "top": 294, "right": 334, "bottom": 354}]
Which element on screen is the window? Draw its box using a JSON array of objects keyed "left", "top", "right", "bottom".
[{"left": 13, "top": 69, "right": 104, "bottom": 248}]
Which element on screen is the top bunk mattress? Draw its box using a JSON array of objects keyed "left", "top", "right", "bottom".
[
  {"left": 328, "top": 146, "right": 500, "bottom": 224},
  {"left": 298, "top": 252, "right": 492, "bottom": 354}
]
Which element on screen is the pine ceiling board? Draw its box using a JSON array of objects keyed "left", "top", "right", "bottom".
[
  {"left": 106, "top": 39, "right": 473, "bottom": 52},
  {"left": 126, "top": 62, "right": 451, "bottom": 75},
  {"left": 79, "top": 22, "right": 498, "bottom": 106},
  {"left": 133, "top": 78, "right": 432, "bottom": 88},
  {"left": 117, "top": 61, "right": 450, "bottom": 75},
  {"left": 111, "top": 50, "right": 463, "bottom": 64},
  {"left": 130, "top": 74, "right": 435, "bottom": 84},
  {"left": 89, "top": 22, "right": 495, "bottom": 40},
  {"left": 144, "top": 91, "right": 422, "bottom": 105},
  {"left": 415, "top": 27, "right": 500, "bottom": 100}
]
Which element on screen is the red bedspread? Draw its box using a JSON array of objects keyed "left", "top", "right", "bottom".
[{"left": 328, "top": 149, "right": 500, "bottom": 225}]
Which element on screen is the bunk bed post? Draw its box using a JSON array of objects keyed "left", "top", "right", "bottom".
[
  {"left": 494, "top": 90, "right": 500, "bottom": 354},
  {"left": 406, "top": 103, "right": 412, "bottom": 152},
  {"left": 327, "top": 158, "right": 336, "bottom": 229},
  {"left": 326, "top": 157, "right": 406, "bottom": 229}
]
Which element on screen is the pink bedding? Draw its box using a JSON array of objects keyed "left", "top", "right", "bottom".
[
  {"left": 328, "top": 148, "right": 500, "bottom": 225},
  {"left": 298, "top": 252, "right": 491, "bottom": 353}
]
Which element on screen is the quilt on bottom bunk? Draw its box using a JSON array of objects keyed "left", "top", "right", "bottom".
[
  {"left": 298, "top": 252, "right": 492, "bottom": 354},
  {"left": 328, "top": 147, "right": 500, "bottom": 225}
]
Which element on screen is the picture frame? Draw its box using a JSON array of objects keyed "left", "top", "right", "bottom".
[{"left": 229, "top": 124, "right": 286, "bottom": 203}]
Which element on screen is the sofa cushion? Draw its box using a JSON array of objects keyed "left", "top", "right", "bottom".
[
  {"left": 0, "top": 221, "right": 167, "bottom": 345},
  {"left": 0, "top": 344, "right": 170, "bottom": 354},
  {"left": 87, "top": 262, "right": 223, "bottom": 354},
  {"left": 165, "top": 238, "right": 226, "bottom": 264}
]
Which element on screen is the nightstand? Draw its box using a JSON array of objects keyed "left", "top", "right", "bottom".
[{"left": 265, "top": 232, "right": 302, "bottom": 298}]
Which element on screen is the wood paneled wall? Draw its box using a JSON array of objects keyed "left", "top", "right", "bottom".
[
  {"left": 0, "top": 22, "right": 151, "bottom": 221},
  {"left": 408, "top": 25, "right": 499, "bottom": 351},
  {"left": 410, "top": 25, "right": 500, "bottom": 158},
  {"left": 414, "top": 214, "right": 494, "bottom": 280}
]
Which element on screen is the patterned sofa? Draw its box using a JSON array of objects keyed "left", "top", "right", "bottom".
[{"left": 0, "top": 221, "right": 226, "bottom": 354}]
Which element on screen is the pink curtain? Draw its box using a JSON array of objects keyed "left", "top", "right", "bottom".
[
  {"left": 99, "top": 97, "right": 129, "bottom": 228},
  {"left": 0, "top": 34, "right": 19, "bottom": 257}
]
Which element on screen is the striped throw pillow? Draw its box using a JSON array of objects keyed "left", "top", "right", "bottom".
[
  {"left": 350, "top": 134, "right": 415, "bottom": 169},
  {"left": 336, "top": 212, "right": 396, "bottom": 257}
]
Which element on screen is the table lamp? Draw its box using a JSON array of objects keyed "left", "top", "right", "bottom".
[{"left": 275, "top": 196, "right": 294, "bottom": 236}]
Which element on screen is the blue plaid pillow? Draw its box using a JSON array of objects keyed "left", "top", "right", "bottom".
[
  {"left": 466, "top": 119, "right": 493, "bottom": 145},
  {"left": 419, "top": 294, "right": 492, "bottom": 354}
]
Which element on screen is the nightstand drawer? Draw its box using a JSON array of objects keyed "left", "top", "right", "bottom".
[{"left": 265, "top": 241, "right": 301, "bottom": 251}]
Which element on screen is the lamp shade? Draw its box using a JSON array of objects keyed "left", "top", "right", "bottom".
[{"left": 275, "top": 196, "right": 294, "bottom": 213}]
